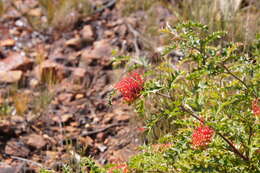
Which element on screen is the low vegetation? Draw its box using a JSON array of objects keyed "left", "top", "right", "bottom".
[{"left": 109, "top": 21, "right": 260, "bottom": 172}]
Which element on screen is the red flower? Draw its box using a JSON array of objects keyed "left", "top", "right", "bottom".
[
  {"left": 115, "top": 72, "right": 144, "bottom": 102},
  {"left": 192, "top": 125, "right": 214, "bottom": 148},
  {"left": 252, "top": 98, "right": 260, "bottom": 116}
]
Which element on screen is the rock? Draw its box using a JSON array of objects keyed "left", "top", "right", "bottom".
[
  {"left": 97, "top": 132, "right": 106, "bottom": 142},
  {"left": 116, "top": 114, "right": 130, "bottom": 122},
  {"left": 0, "top": 71, "right": 23, "bottom": 83},
  {"left": 28, "top": 8, "right": 42, "bottom": 17},
  {"left": 78, "top": 136, "right": 94, "bottom": 147},
  {"left": 0, "top": 52, "right": 33, "bottom": 72},
  {"left": 65, "top": 36, "right": 82, "bottom": 48},
  {"left": 103, "top": 113, "right": 114, "bottom": 124},
  {"left": 46, "top": 151, "right": 58, "bottom": 160},
  {"left": 75, "top": 93, "right": 85, "bottom": 100},
  {"left": 72, "top": 67, "right": 87, "bottom": 82},
  {"left": 5, "top": 140, "right": 30, "bottom": 157},
  {"left": 58, "top": 93, "right": 73, "bottom": 103},
  {"left": 29, "top": 78, "right": 39, "bottom": 88},
  {"left": 96, "top": 143, "right": 107, "bottom": 152},
  {"left": 81, "top": 25, "right": 95, "bottom": 42},
  {"left": 0, "top": 163, "right": 24, "bottom": 173},
  {"left": 0, "top": 39, "right": 15, "bottom": 47},
  {"left": 24, "top": 134, "right": 47, "bottom": 149},
  {"left": 81, "top": 39, "right": 112, "bottom": 64},
  {"left": 52, "top": 114, "right": 73, "bottom": 123},
  {"left": 104, "top": 30, "right": 114, "bottom": 38}
]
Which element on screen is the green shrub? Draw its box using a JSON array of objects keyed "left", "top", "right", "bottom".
[{"left": 113, "top": 21, "right": 260, "bottom": 172}]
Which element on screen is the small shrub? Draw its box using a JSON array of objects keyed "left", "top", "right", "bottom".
[{"left": 114, "top": 21, "right": 260, "bottom": 172}]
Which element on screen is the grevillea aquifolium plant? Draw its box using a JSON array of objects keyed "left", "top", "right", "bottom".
[{"left": 112, "top": 21, "right": 260, "bottom": 172}]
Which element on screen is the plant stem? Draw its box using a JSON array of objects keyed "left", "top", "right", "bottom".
[{"left": 222, "top": 64, "right": 257, "bottom": 97}]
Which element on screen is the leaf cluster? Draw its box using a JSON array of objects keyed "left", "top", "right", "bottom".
[{"left": 123, "top": 21, "right": 260, "bottom": 172}]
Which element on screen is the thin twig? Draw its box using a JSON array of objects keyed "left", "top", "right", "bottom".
[
  {"left": 81, "top": 123, "right": 126, "bottom": 136},
  {"left": 216, "top": 132, "right": 249, "bottom": 161},
  {"left": 180, "top": 104, "right": 202, "bottom": 122},
  {"left": 11, "top": 156, "right": 43, "bottom": 167},
  {"left": 247, "top": 126, "right": 253, "bottom": 158},
  {"left": 222, "top": 64, "right": 257, "bottom": 97}
]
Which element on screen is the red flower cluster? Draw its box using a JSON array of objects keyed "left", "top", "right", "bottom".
[
  {"left": 115, "top": 72, "right": 144, "bottom": 102},
  {"left": 252, "top": 98, "right": 260, "bottom": 116},
  {"left": 192, "top": 125, "right": 214, "bottom": 148}
]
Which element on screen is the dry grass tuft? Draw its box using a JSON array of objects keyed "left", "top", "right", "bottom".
[
  {"left": 13, "top": 92, "right": 30, "bottom": 116},
  {"left": 38, "top": 0, "right": 92, "bottom": 31}
]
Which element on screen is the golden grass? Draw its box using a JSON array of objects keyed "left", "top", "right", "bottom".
[
  {"left": 38, "top": 0, "right": 92, "bottom": 31},
  {"left": 0, "top": 0, "right": 4, "bottom": 16},
  {"left": 13, "top": 92, "right": 30, "bottom": 116}
]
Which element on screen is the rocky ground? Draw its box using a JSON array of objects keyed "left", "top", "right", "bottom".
[{"left": 0, "top": 0, "right": 153, "bottom": 172}]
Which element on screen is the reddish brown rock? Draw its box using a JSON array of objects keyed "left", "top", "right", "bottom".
[
  {"left": 65, "top": 36, "right": 82, "bottom": 48},
  {"left": 58, "top": 93, "right": 73, "bottom": 103},
  {"left": 52, "top": 114, "right": 73, "bottom": 123},
  {"left": 96, "top": 132, "right": 106, "bottom": 142},
  {"left": 0, "top": 52, "right": 33, "bottom": 72},
  {"left": 0, "top": 70, "right": 23, "bottom": 83},
  {"left": 72, "top": 67, "right": 87, "bottom": 83},
  {"left": 116, "top": 114, "right": 130, "bottom": 122},
  {"left": 81, "top": 39, "right": 112, "bottom": 64},
  {"left": 5, "top": 140, "right": 30, "bottom": 157},
  {"left": 0, "top": 39, "right": 15, "bottom": 47},
  {"left": 81, "top": 25, "right": 95, "bottom": 42},
  {"left": 23, "top": 134, "right": 47, "bottom": 149}
]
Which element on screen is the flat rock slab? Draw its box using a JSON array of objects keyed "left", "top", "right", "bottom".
[
  {"left": 23, "top": 134, "right": 47, "bottom": 149},
  {"left": 0, "top": 70, "right": 23, "bottom": 83},
  {"left": 0, "top": 52, "right": 33, "bottom": 72}
]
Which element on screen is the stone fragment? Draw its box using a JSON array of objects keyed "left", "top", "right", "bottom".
[
  {"left": 29, "top": 78, "right": 39, "bottom": 88},
  {"left": 28, "top": 8, "right": 42, "bottom": 17},
  {"left": 0, "top": 163, "right": 24, "bottom": 173},
  {"left": 75, "top": 93, "right": 85, "bottom": 100},
  {"left": 96, "top": 143, "right": 107, "bottom": 152},
  {"left": 96, "top": 132, "right": 106, "bottom": 142},
  {"left": 58, "top": 93, "right": 73, "bottom": 102},
  {"left": 72, "top": 67, "right": 87, "bottom": 81},
  {"left": 0, "top": 52, "right": 33, "bottom": 72},
  {"left": 116, "top": 114, "right": 130, "bottom": 122},
  {"left": 0, "top": 39, "right": 15, "bottom": 47},
  {"left": 52, "top": 114, "right": 73, "bottom": 123},
  {"left": 24, "top": 134, "right": 47, "bottom": 149},
  {"left": 78, "top": 136, "right": 94, "bottom": 147},
  {"left": 81, "top": 25, "right": 95, "bottom": 42},
  {"left": 65, "top": 36, "right": 82, "bottom": 48},
  {"left": 5, "top": 140, "right": 30, "bottom": 157},
  {"left": 0, "top": 70, "right": 22, "bottom": 83},
  {"left": 81, "top": 39, "right": 112, "bottom": 64}
]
